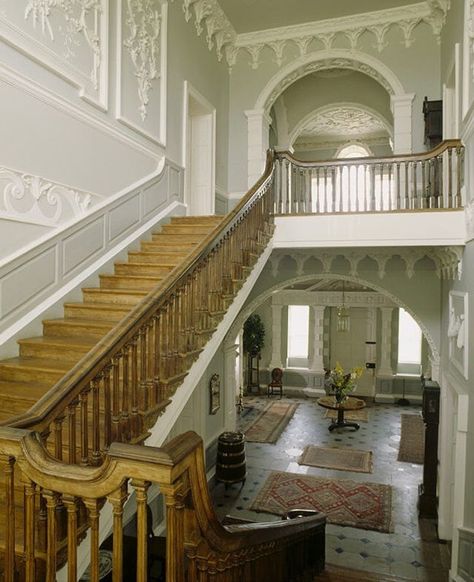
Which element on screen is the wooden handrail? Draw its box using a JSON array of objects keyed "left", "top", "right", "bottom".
[
  {"left": 277, "top": 139, "right": 463, "bottom": 167},
  {"left": 2, "top": 152, "right": 275, "bottom": 435},
  {"left": 0, "top": 428, "right": 326, "bottom": 582}
]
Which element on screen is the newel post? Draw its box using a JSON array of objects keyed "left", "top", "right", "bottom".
[{"left": 162, "top": 483, "right": 186, "bottom": 582}]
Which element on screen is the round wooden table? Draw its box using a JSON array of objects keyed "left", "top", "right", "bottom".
[{"left": 317, "top": 396, "right": 366, "bottom": 431}]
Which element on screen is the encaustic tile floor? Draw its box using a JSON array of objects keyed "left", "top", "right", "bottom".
[{"left": 210, "top": 396, "right": 450, "bottom": 582}]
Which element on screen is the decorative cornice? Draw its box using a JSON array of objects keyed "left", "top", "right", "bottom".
[
  {"left": 173, "top": 0, "right": 449, "bottom": 69},
  {"left": 268, "top": 247, "right": 463, "bottom": 281},
  {"left": 0, "top": 166, "right": 101, "bottom": 227}
]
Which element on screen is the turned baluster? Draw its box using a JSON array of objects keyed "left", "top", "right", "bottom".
[
  {"left": 2, "top": 455, "right": 16, "bottom": 582},
  {"left": 79, "top": 388, "right": 91, "bottom": 465},
  {"left": 53, "top": 414, "right": 65, "bottom": 461},
  {"left": 130, "top": 337, "right": 139, "bottom": 437},
  {"left": 63, "top": 495, "right": 79, "bottom": 582},
  {"left": 163, "top": 486, "right": 186, "bottom": 582},
  {"left": 91, "top": 376, "right": 102, "bottom": 466},
  {"left": 447, "top": 146, "right": 453, "bottom": 207},
  {"left": 103, "top": 364, "right": 112, "bottom": 451},
  {"left": 111, "top": 354, "right": 121, "bottom": 442},
  {"left": 84, "top": 498, "right": 100, "bottom": 582},
  {"left": 23, "top": 478, "right": 37, "bottom": 582},
  {"left": 139, "top": 327, "right": 148, "bottom": 429},
  {"left": 456, "top": 145, "right": 463, "bottom": 207},
  {"left": 121, "top": 344, "right": 131, "bottom": 440},
  {"left": 108, "top": 484, "right": 129, "bottom": 582},
  {"left": 67, "top": 399, "right": 78, "bottom": 464},
  {"left": 43, "top": 490, "right": 59, "bottom": 582},
  {"left": 132, "top": 480, "right": 150, "bottom": 582}
]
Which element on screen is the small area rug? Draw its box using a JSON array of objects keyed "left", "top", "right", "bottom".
[
  {"left": 398, "top": 413, "right": 425, "bottom": 464},
  {"left": 251, "top": 471, "right": 393, "bottom": 533},
  {"left": 323, "top": 409, "right": 369, "bottom": 422},
  {"left": 244, "top": 401, "right": 298, "bottom": 443},
  {"left": 298, "top": 445, "right": 373, "bottom": 474}
]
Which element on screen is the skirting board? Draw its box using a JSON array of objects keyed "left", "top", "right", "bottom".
[{"left": 375, "top": 393, "right": 422, "bottom": 403}]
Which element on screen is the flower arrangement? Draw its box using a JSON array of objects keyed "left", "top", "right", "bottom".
[{"left": 324, "top": 362, "right": 364, "bottom": 404}]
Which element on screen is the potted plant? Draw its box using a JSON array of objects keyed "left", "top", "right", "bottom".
[{"left": 324, "top": 362, "right": 364, "bottom": 405}]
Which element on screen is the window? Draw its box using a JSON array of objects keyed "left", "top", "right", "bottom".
[
  {"left": 287, "top": 305, "right": 310, "bottom": 368},
  {"left": 397, "top": 308, "right": 422, "bottom": 374}
]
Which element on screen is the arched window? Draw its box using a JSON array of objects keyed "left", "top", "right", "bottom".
[{"left": 336, "top": 143, "right": 371, "bottom": 159}]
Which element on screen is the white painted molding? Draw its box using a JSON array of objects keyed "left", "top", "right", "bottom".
[
  {"left": 0, "top": 0, "right": 109, "bottom": 110},
  {"left": 116, "top": 0, "right": 167, "bottom": 146},
  {"left": 0, "top": 60, "right": 164, "bottom": 160},
  {"left": 171, "top": 0, "right": 448, "bottom": 69},
  {"left": 0, "top": 159, "right": 184, "bottom": 344},
  {"left": 273, "top": 289, "right": 396, "bottom": 308},
  {"left": 254, "top": 49, "right": 406, "bottom": 113},
  {"left": 0, "top": 165, "right": 103, "bottom": 227},
  {"left": 465, "top": 199, "right": 474, "bottom": 242}
]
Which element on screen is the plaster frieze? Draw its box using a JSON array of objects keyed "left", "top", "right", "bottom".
[
  {"left": 24, "top": 0, "right": 103, "bottom": 90},
  {"left": 173, "top": 0, "right": 449, "bottom": 69},
  {"left": 124, "top": 0, "right": 161, "bottom": 121},
  {"left": 269, "top": 247, "right": 463, "bottom": 281},
  {"left": 0, "top": 166, "right": 99, "bottom": 227}
]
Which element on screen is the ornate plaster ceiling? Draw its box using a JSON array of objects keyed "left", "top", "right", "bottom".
[
  {"left": 219, "top": 0, "right": 423, "bottom": 33},
  {"left": 296, "top": 106, "right": 389, "bottom": 143}
]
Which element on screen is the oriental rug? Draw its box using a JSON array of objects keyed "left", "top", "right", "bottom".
[
  {"left": 298, "top": 445, "right": 373, "bottom": 474},
  {"left": 323, "top": 409, "right": 369, "bottom": 422},
  {"left": 398, "top": 413, "right": 425, "bottom": 464},
  {"left": 251, "top": 471, "right": 393, "bottom": 532},
  {"left": 244, "top": 401, "right": 298, "bottom": 443}
]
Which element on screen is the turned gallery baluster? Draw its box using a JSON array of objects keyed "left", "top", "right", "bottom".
[
  {"left": 24, "top": 478, "right": 36, "bottom": 582},
  {"left": 456, "top": 145, "right": 463, "bottom": 207},
  {"left": 447, "top": 146, "right": 453, "bottom": 207}
]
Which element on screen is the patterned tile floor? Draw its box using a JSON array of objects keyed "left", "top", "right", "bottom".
[{"left": 211, "top": 396, "right": 450, "bottom": 582}]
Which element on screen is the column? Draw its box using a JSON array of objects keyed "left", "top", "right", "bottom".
[
  {"left": 269, "top": 302, "right": 284, "bottom": 370},
  {"left": 223, "top": 339, "right": 239, "bottom": 432},
  {"left": 245, "top": 108, "right": 272, "bottom": 188},
  {"left": 378, "top": 307, "right": 394, "bottom": 376},
  {"left": 391, "top": 94, "right": 415, "bottom": 154},
  {"left": 310, "top": 306, "right": 326, "bottom": 374}
]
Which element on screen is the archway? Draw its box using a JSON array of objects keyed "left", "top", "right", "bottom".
[{"left": 246, "top": 49, "right": 414, "bottom": 187}]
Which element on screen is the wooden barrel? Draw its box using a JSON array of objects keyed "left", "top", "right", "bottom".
[{"left": 215, "top": 431, "right": 246, "bottom": 485}]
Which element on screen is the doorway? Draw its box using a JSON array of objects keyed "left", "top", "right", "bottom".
[{"left": 183, "top": 82, "right": 216, "bottom": 216}]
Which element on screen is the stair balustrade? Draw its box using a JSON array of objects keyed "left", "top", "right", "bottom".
[
  {"left": 274, "top": 140, "right": 464, "bottom": 214},
  {"left": 0, "top": 428, "right": 325, "bottom": 582}
]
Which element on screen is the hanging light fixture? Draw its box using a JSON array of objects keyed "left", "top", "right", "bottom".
[{"left": 337, "top": 280, "right": 350, "bottom": 332}]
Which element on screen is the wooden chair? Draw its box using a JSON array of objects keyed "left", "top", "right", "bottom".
[{"left": 267, "top": 367, "right": 283, "bottom": 398}]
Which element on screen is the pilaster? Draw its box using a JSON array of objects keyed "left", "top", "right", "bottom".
[
  {"left": 269, "top": 302, "right": 284, "bottom": 370},
  {"left": 310, "top": 306, "right": 326, "bottom": 374},
  {"left": 245, "top": 108, "right": 272, "bottom": 187},
  {"left": 391, "top": 93, "right": 415, "bottom": 153},
  {"left": 378, "top": 307, "right": 394, "bottom": 377}
]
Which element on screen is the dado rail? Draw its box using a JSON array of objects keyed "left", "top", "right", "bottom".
[{"left": 274, "top": 140, "right": 464, "bottom": 214}]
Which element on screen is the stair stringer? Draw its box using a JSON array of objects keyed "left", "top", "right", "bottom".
[{"left": 57, "top": 236, "right": 275, "bottom": 582}]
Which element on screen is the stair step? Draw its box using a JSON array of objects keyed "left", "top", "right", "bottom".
[
  {"left": 169, "top": 215, "right": 222, "bottom": 224},
  {"left": 18, "top": 336, "right": 96, "bottom": 362},
  {"left": 128, "top": 250, "right": 189, "bottom": 264},
  {"left": 0, "top": 381, "right": 52, "bottom": 419},
  {"left": 114, "top": 262, "right": 175, "bottom": 277},
  {"left": 0, "top": 357, "right": 71, "bottom": 384},
  {"left": 99, "top": 274, "right": 163, "bottom": 291},
  {"left": 64, "top": 302, "right": 132, "bottom": 322},
  {"left": 150, "top": 233, "right": 204, "bottom": 244},
  {"left": 160, "top": 223, "right": 217, "bottom": 235},
  {"left": 43, "top": 318, "right": 116, "bottom": 338},
  {"left": 141, "top": 240, "right": 198, "bottom": 252},
  {"left": 82, "top": 288, "right": 148, "bottom": 305}
]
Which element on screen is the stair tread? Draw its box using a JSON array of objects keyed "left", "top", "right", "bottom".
[
  {"left": 115, "top": 261, "right": 176, "bottom": 268},
  {"left": 100, "top": 274, "right": 164, "bottom": 280},
  {"left": 43, "top": 317, "right": 117, "bottom": 327},
  {"left": 82, "top": 287, "right": 148, "bottom": 296},
  {"left": 18, "top": 336, "right": 97, "bottom": 348},
  {"left": 0, "top": 379, "right": 52, "bottom": 397},
  {"left": 0, "top": 357, "right": 72, "bottom": 372},
  {"left": 64, "top": 301, "right": 132, "bottom": 311}
]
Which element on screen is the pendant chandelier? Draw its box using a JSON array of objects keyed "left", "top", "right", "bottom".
[{"left": 337, "top": 280, "right": 350, "bottom": 332}]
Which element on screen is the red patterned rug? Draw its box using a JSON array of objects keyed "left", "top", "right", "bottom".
[
  {"left": 251, "top": 471, "right": 393, "bottom": 533},
  {"left": 244, "top": 401, "right": 298, "bottom": 443}
]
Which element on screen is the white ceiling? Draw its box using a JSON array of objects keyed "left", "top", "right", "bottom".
[{"left": 218, "top": 0, "right": 420, "bottom": 33}]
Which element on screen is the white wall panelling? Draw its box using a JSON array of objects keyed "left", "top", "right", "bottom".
[
  {"left": 116, "top": 0, "right": 167, "bottom": 145},
  {"left": 0, "top": 159, "right": 184, "bottom": 345},
  {"left": 0, "top": 0, "right": 109, "bottom": 109}
]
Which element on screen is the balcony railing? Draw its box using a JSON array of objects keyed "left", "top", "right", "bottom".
[{"left": 274, "top": 140, "right": 464, "bottom": 215}]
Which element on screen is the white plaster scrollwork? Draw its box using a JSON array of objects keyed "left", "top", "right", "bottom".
[
  {"left": 0, "top": 167, "right": 99, "bottom": 227},
  {"left": 124, "top": 0, "right": 161, "bottom": 122},
  {"left": 24, "top": 0, "right": 102, "bottom": 90}
]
